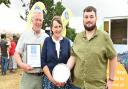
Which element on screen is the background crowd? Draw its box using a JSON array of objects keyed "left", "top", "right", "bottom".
[{"left": 0, "top": 33, "right": 19, "bottom": 75}]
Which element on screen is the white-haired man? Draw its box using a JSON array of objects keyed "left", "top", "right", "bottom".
[{"left": 14, "top": 7, "right": 48, "bottom": 89}]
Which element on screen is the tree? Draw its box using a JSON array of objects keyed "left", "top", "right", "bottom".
[
  {"left": 0, "top": 0, "right": 10, "bottom": 7},
  {"left": 66, "top": 27, "right": 76, "bottom": 42},
  {"left": 42, "top": 0, "right": 54, "bottom": 29},
  {"left": 54, "top": 2, "right": 65, "bottom": 16}
]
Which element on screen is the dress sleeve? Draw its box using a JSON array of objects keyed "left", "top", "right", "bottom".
[{"left": 41, "top": 38, "right": 48, "bottom": 68}]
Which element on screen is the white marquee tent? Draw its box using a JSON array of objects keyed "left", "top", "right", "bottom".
[{"left": 0, "top": 3, "right": 26, "bottom": 33}]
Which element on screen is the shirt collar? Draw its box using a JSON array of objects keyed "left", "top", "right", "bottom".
[
  {"left": 52, "top": 36, "right": 63, "bottom": 43},
  {"left": 31, "top": 28, "right": 45, "bottom": 37},
  {"left": 82, "top": 28, "right": 98, "bottom": 39}
]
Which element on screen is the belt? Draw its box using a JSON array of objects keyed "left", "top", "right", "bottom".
[{"left": 28, "top": 72, "right": 43, "bottom": 76}]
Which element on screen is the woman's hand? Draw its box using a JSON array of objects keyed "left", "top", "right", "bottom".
[
  {"left": 49, "top": 78, "right": 65, "bottom": 87},
  {"left": 49, "top": 78, "right": 57, "bottom": 85},
  {"left": 55, "top": 81, "right": 66, "bottom": 87}
]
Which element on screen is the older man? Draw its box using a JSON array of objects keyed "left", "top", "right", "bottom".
[{"left": 14, "top": 8, "right": 48, "bottom": 89}]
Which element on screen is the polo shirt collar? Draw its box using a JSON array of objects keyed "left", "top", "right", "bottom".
[
  {"left": 82, "top": 28, "right": 99, "bottom": 40},
  {"left": 31, "top": 28, "right": 44, "bottom": 37}
]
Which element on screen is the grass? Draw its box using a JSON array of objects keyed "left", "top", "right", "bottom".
[{"left": 0, "top": 69, "right": 22, "bottom": 89}]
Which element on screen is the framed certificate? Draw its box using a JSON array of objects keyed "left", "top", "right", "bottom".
[{"left": 26, "top": 44, "right": 41, "bottom": 68}]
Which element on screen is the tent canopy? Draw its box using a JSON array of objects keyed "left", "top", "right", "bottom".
[{"left": 0, "top": 3, "right": 26, "bottom": 33}]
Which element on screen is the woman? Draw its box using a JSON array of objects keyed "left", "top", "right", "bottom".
[{"left": 41, "top": 16, "right": 71, "bottom": 89}]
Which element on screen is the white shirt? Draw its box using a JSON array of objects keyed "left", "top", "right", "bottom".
[{"left": 52, "top": 36, "right": 63, "bottom": 58}]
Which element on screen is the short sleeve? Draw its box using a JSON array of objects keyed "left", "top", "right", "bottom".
[
  {"left": 15, "top": 33, "right": 25, "bottom": 54},
  {"left": 105, "top": 34, "right": 117, "bottom": 59}
]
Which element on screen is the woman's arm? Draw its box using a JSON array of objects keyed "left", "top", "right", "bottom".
[{"left": 43, "top": 65, "right": 57, "bottom": 85}]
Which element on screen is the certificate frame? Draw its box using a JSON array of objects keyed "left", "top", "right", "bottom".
[{"left": 26, "top": 44, "right": 41, "bottom": 68}]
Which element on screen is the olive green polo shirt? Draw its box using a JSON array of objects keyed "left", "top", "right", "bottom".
[{"left": 72, "top": 30, "right": 116, "bottom": 89}]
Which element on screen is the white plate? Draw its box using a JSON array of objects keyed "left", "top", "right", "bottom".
[{"left": 52, "top": 63, "right": 70, "bottom": 82}]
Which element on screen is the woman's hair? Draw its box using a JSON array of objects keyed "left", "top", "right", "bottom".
[{"left": 50, "top": 16, "right": 63, "bottom": 29}]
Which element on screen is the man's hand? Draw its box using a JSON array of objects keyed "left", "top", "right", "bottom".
[
  {"left": 106, "top": 79, "right": 114, "bottom": 89},
  {"left": 19, "top": 63, "right": 33, "bottom": 72}
]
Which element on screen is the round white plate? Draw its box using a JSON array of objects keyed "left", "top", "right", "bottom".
[{"left": 52, "top": 63, "right": 70, "bottom": 82}]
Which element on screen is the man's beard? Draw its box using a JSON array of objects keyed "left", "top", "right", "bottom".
[{"left": 84, "top": 24, "right": 96, "bottom": 31}]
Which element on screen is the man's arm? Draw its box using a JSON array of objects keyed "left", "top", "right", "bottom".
[
  {"left": 14, "top": 52, "right": 32, "bottom": 72},
  {"left": 109, "top": 56, "right": 117, "bottom": 80},
  {"left": 106, "top": 56, "right": 117, "bottom": 89},
  {"left": 66, "top": 56, "right": 76, "bottom": 70},
  {"left": 14, "top": 52, "right": 23, "bottom": 67}
]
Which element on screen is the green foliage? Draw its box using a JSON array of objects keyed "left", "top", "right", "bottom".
[
  {"left": 54, "top": 2, "right": 65, "bottom": 16},
  {"left": 66, "top": 27, "right": 76, "bottom": 42},
  {"left": 0, "top": 0, "right": 10, "bottom": 7},
  {"left": 42, "top": 0, "right": 54, "bottom": 29}
]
